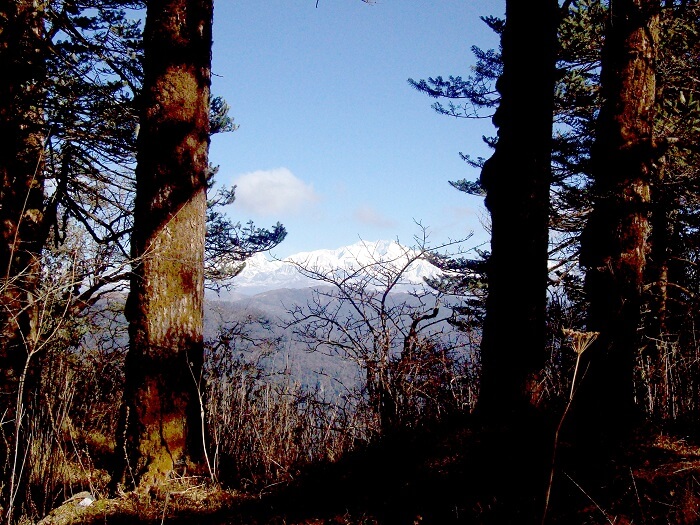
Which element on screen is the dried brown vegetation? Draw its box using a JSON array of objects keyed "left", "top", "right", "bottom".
[
  {"left": 4, "top": 1, "right": 700, "bottom": 524},
  {"left": 3, "top": 293, "right": 700, "bottom": 525}
]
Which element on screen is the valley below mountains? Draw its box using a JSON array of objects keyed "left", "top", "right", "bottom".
[
  {"left": 202, "top": 240, "right": 465, "bottom": 397},
  {"left": 96, "top": 240, "right": 464, "bottom": 399}
]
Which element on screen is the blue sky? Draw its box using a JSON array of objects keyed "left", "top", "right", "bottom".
[{"left": 209, "top": 0, "right": 504, "bottom": 258}]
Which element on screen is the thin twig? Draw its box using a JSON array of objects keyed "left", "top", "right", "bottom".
[
  {"left": 564, "top": 471, "right": 614, "bottom": 525},
  {"left": 160, "top": 490, "right": 170, "bottom": 525},
  {"left": 188, "top": 360, "right": 217, "bottom": 483},
  {"left": 630, "top": 467, "right": 646, "bottom": 524}
]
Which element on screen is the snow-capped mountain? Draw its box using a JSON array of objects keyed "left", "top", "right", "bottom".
[{"left": 231, "top": 240, "right": 441, "bottom": 295}]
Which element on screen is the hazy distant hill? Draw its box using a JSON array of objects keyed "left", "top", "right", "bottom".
[
  {"left": 204, "top": 239, "right": 463, "bottom": 396},
  {"left": 205, "top": 288, "right": 363, "bottom": 397},
  {"left": 90, "top": 241, "right": 458, "bottom": 397},
  {"left": 204, "top": 284, "right": 465, "bottom": 399}
]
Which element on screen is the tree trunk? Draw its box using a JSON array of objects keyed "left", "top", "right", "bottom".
[
  {"left": 644, "top": 156, "right": 673, "bottom": 419},
  {"left": 578, "top": 0, "right": 660, "bottom": 437},
  {"left": 117, "top": 0, "right": 212, "bottom": 488},
  {"left": 0, "top": 0, "right": 46, "bottom": 485},
  {"left": 477, "top": 0, "right": 559, "bottom": 420}
]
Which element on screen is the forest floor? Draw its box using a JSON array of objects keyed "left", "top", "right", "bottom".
[{"left": 35, "top": 417, "right": 700, "bottom": 525}]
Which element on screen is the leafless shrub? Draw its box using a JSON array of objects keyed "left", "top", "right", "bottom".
[
  {"left": 284, "top": 233, "right": 478, "bottom": 436},
  {"left": 0, "top": 235, "right": 128, "bottom": 522},
  {"left": 636, "top": 334, "right": 700, "bottom": 422}
]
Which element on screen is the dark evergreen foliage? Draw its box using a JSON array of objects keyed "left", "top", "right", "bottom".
[{"left": 206, "top": 186, "right": 287, "bottom": 288}]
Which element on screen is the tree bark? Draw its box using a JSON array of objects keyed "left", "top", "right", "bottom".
[
  {"left": 117, "top": 0, "right": 212, "bottom": 488},
  {"left": 578, "top": 0, "right": 660, "bottom": 437},
  {"left": 0, "top": 0, "right": 46, "bottom": 476},
  {"left": 477, "top": 0, "right": 559, "bottom": 420}
]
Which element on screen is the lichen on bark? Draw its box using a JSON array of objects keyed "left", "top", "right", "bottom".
[{"left": 116, "top": 0, "right": 213, "bottom": 489}]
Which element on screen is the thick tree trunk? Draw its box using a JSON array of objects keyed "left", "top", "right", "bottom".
[
  {"left": 0, "top": 0, "right": 46, "bottom": 481},
  {"left": 117, "top": 0, "right": 212, "bottom": 488},
  {"left": 477, "top": 0, "right": 558, "bottom": 420},
  {"left": 578, "top": 0, "right": 660, "bottom": 437}
]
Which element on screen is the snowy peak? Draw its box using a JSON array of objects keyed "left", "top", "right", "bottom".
[
  {"left": 233, "top": 240, "right": 441, "bottom": 295},
  {"left": 290, "top": 240, "right": 410, "bottom": 267}
]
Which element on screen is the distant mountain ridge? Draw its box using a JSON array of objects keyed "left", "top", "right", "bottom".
[{"left": 231, "top": 240, "right": 441, "bottom": 295}]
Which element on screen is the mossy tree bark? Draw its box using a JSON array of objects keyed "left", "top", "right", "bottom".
[
  {"left": 476, "top": 0, "right": 559, "bottom": 420},
  {"left": 118, "top": 0, "right": 212, "bottom": 488},
  {"left": 0, "top": 0, "right": 46, "bottom": 479},
  {"left": 578, "top": 0, "right": 660, "bottom": 437}
]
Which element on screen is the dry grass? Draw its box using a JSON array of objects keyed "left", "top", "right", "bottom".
[
  {"left": 28, "top": 415, "right": 700, "bottom": 525},
  {"left": 5, "top": 291, "right": 700, "bottom": 523},
  {"left": 205, "top": 348, "right": 367, "bottom": 489}
]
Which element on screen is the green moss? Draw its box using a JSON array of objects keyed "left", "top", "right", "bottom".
[{"left": 157, "top": 67, "right": 201, "bottom": 122}]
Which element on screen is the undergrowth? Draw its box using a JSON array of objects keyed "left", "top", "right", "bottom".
[{"left": 4, "top": 297, "right": 700, "bottom": 524}]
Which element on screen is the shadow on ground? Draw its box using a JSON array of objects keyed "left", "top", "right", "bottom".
[{"left": 41, "top": 416, "right": 700, "bottom": 524}]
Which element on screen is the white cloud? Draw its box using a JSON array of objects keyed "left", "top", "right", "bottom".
[
  {"left": 232, "top": 168, "right": 319, "bottom": 216},
  {"left": 353, "top": 205, "right": 397, "bottom": 229}
]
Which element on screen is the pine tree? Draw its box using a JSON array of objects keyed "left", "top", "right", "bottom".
[
  {"left": 474, "top": 0, "right": 559, "bottom": 418},
  {"left": 0, "top": 0, "right": 47, "bottom": 405},
  {"left": 0, "top": 1, "right": 47, "bottom": 515},
  {"left": 577, "top": 0, "right": 661, "bottom": 437},
  {"left": 117, "top": 0, "right": 214, "bottom": 487}
]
